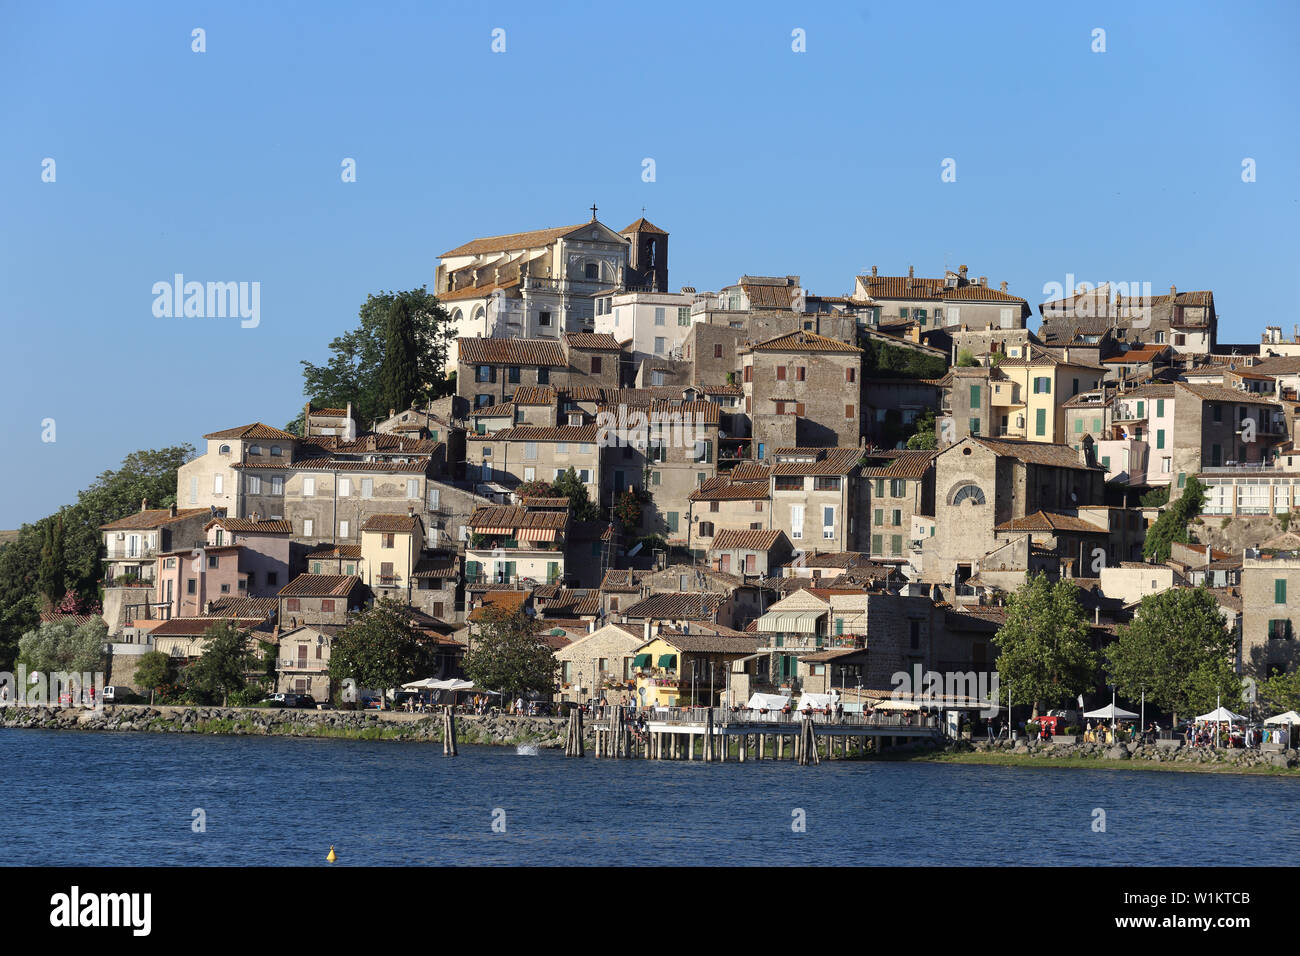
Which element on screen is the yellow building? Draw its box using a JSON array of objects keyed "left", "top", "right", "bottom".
[
  {"left": 992, "top": 349, "right": 1106, "bottom": 443},
  {"left": 631, "top": 631, "right": 762, "bottom": 709},
  {"left": 360, "top": 513, "right": 422, "bottom": 601}
]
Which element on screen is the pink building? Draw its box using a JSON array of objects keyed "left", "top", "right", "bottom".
[{"left": 155, "top": 517, "right": 291, "bottom": 618}]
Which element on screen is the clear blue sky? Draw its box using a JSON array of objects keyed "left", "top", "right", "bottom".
[{"left": 2, "top": 0, "right": 1297, "bottom": 528}]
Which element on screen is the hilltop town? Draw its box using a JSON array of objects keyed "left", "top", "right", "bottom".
[{"left": 83, "top": 209, "right": 1300, "bottom": 715}]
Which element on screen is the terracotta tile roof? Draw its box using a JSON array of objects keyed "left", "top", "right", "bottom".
[
  {"left": 640, "top": 632, "right": 762, "bottom": 655},
  {"left": 995, "top": 510, "right": 1108, "bottom": 534},
  {"left": 727, "top": 461, "right": 772, "bottom": 481},
  {"left": 278, "top": 574, "right": 363, "bottom": 597},
  {"left": 965, "top": 437, "right": 1098, "bottom": 470},
  {"left": 319, "top": 434, "right": 443, "bottom": 455},
  {"left": 511, "top": 385, "right": 558, "bottom": 406},
  {"left": 745, "top": 331, "right": 862, "bottom": 354},
  {"left": 101, "top": 508, "right": 212, "bottom": 531},
  {"left": 622, "top": 592, "right": 723, "bottom": 621},
  {"left": 564, "top": 332, "right": 623, "bottom": 351},
  {"left": 471, "top": 402, "right": 515, "bottom": 418},
  {"left": 361, "top": 513, "right": 422, "bottom": 534},
  {"left": 711, "top": 528, "right": 787, "bottom": 551},
  {"left": 560, "top": 384, "right": 607, "bottom": 402},
  {"left": 689, "top": 478, "right": 770, "bottom": 502},
  {"left": 741, "top": 282, "right": 797, "bottom": 310},
  {"left": 469, "top": 424, "right": 598, "bottom": 443},
  {"left": 770, "top": 447, "right": 861, "bottom": 476},
  {"left": 457, "top": 337, "right": 567, "bottom": 367},
  {"left": 596, "top": 400, "right": 720, "bottom": 427},
  {"left": 859, "top": 450, "right": 936, "bottom": 479},
  {"left": 620, "top": 217, "right": 667, "bottom": 235},
  {"left": 697, "top": 384, "right": 745, "bottom": 397},
  {"left": 469, "top": 506, "right": 568, "bottom": 532},
  {"left": 1175, "top": 383, "right": 1280, "bottom": 406},
  {"left": 206, "top": 517, "right": 292, "bottom": 534},
  {"left": 600, "top": 386, "right": 687, "bottom": 406},
  {"left": 306, "top": 405, "right": 350, "bottom": 417},
  {"left": 304, "top": 544, "right": 362, "bottom": 559},
  {"left": 856, "top": 274, "right": 1027, "bottom": 304},
  {"left": 795, "top": 551, "right": 869, "bottom": 569},
  {"left": 600, "top": 569, "right": 641, "bottom": 591},
  {"left": 412, "top": 552, "right": 458, "bottom": 579},
  {"left": 468, "top": 590, "right": 529, "bottom": 621},
  {"left": 206, "top": 596, "right": 278, "bottom": 619},
  {"left": 150, "top": 617, "right": 265, "bottom": 636},
  {"left": 519, "top": 496, "right": 571, "bottom": 508},
  {"left": 203, "top": 423, "right": 299, "bottom": 441},
  {"left": 271, "top": 457, "right": 432, "bottom": 474},
  {"left": 440, "top": 223, "right": 589, "bottom": 258},
  {"left": 436, "top": 278, "right": 521, "bottom": 302},
  {"left": 1103, "top": 345, "right": 1170, "bottom": 364}
]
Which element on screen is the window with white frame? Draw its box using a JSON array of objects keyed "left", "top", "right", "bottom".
[
  {"left": 302, "top": 476, "right": 315, "bottom": 497},
  {"left": 790, "top": 504, "right": 804, "bottom": 540},
  {"left": 822, "top": 505, "right": 835, "bottom": 539},
  {"left": 361, "top": 478, "right": 373, "bottom": 498},
  {"left": 338, "top": 477, "right": 351, "bottom": 497}
]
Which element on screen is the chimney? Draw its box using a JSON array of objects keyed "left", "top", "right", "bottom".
[
  {"left": 959, "top": 264, "right": 968, "bottom": 277},
  {"left": 871, "top": 265, "right": 878, "bottom": 277},
  {"left": 389, "top": 408, "right": 395, "bottom": 419},
  {"left": 1000, "top": 281, "right": 1008, "bottom": 293},
  {"left": 908, "top": 265, "right": 914, "bottom": 278},
  {"left": 1170, "top": 285, "right": 1177, "bottom": 297},
  {"left": 168, "top": 503, "right": 177, "bottom": 517},
  {"left": 141, "top": 498, "right": 149, "bottom": 512},
  {"left": 979, "top": 276, "right": 987, "bottom": 287},
  {"left": 1094, "top": 607, "right": 1100, "bottom": 625}
]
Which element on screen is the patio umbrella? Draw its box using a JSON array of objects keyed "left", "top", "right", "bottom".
[
  {"left": 1082, "top": 703, "right": 1139, "bottom": 720},
  {"left": 1264, "top": 710, "right": 1300, "bottom": 725},
  {"left": 1195, "top": 706, "right": 1245, "bottom": 722}
]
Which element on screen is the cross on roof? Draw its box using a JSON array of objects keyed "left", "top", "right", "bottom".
[{"left": 590, "top": 203, "right": 598, "bottom": 221}]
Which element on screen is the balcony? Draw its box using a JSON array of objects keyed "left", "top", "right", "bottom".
[
  {"left": 104, "top": 547, "right": 157, "bottom": 561},
  {"left": 466, "top": 573, "right": 559, "bottom": 590},
  {"left": 759, "top": 634, "right": 864, "bottom": 652},
  {"left": 376, "top": 574, "right": 404, "bottom": 587},
  {"left": 278, "top": 658, "right": 329, "bottom": 672}
]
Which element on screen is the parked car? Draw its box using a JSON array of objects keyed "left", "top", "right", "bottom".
[
  {"left": 361, "top": 695, "right": 383, "bottom": 710},
  {"left": 294, "top": 695, "right": 318, "bottom": 709},
  {"left": 103, "top": 686, "right": 118, "bottom": 703},
  {"left": 264, "top": 693, "right": 293, "bottom": 708}
]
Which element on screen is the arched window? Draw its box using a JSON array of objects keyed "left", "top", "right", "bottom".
[
  {"left": 271, "top": 445, "right": 282, "bottom": 457},
  {"left": 949, "top": 483, "right": 986, "bottom": 506},
  {"left": 218, "top": 444, "right": 231, "bottom": 455},
  {"left": 450, "top": 308, "right": 463, "bottom": 327},
  {"left": 249, "top": 444, "right": 262, "bottom": 455}
]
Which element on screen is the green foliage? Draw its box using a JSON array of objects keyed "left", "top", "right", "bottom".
[
  {"left": 1104, "top": 586, "right": 1237, "bottom": 724},
  {"left": 462, "top": 606, "right": 555, "bottom": 701},
  {"left": 993, "top": 573, "right": 1097, "bottom": 715},
  {"left": 182, "top": 622, "right": 258, "bottom": 706},
  {"left": 905, "top": 408, "right": 938, "bottom": 450},
  {"left": 133, "top": 650, "right": 175, "bottom": 702},
  {"left": 1142, "top": 477, "right": 1205, "bottom": 563},
  {"left": 300, "top": 287, "right": 456, "bottom": 426},
  {"left": 37, "top": 515, "right": 65, "bottom": 610},
  {"left": 1139, "top": 486, "right": 1170, "bottom": 508},
  {"left": 1280, "top": 512, "right": 1292, "bottom": 533},
  {"left": 858, "top": 336, "right": 948, "bottom": 380},
  {"left": 379, "top": 297, "right": 422, "bottom": 415},
  {"left": 1259, "top": 669, "right": 1300, "bottom": 713},
  {"left": 327, "top": 598, "right": 434, "bottom": 708},
  {"left": 552, "top": 467, "right": 601, "bottom": 521},
  {"left": 614, "top": 487, "right": 649, "bottom": 533},
  {"left": 956, "top": 349, "right": 979, "bottom": 367},
  {"left": 17, "top": 618, "right": 108, "bottom": 675}
]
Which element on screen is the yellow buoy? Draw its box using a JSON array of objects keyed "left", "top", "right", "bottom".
[{"left": 327, "top": 845, "right": 336, "bottom": 863}]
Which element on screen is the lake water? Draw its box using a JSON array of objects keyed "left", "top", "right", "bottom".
[{"left": 4, "top": 729, "right": 1296, "bottom": 866}]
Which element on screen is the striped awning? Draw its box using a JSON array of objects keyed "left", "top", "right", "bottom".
[
  {"left": 473, "top": 526, "right": 515, "bottom": 535},
  {"left": 757, "top": 610, "right": 825, "bottom": 633},
  {"left": 523, "top": 529, "right": 557, "bottom": 542}
]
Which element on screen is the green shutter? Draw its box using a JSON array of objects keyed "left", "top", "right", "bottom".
[
  {"left": 1074, "top": 418, "right": 1083, "bottom": 433},
  {"left": 1156, "top": 430, "right": 1165, "bottom": 449},
  {"left": 1137, "top": 401, "right": 1145, "bottom": 418},
  {"left": 871, "top": 534, "right": 882, "bottom": 554},
  {"left": 1035, "top": 408, "right": 1046, "bottom": 437},
  {"left": 1277, "top": 579, "right": 1288, "bottom": 604},
  {"left": 970, "top": 385, "right": 981, "bottom": 409}
]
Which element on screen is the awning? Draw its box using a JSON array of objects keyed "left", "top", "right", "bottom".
[
  {"left": 473, "top": 526, "right": 515, "bottom": 535},
  {"left": 523, "top": 529, "right": 557, "bottom": 542},
  {"left": 745, "top": 693, "right": 790, "bottom": 710},
  {"left": 757, "top": 610, "right": 825, "bottom": 633},
  {"left": 633, "top": 653, "right": 652, "bottom": 668},
  {"left": 657, "top": 654, "right": 677, "bottom": 669}
]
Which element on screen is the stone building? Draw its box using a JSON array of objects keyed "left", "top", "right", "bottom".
[
  {"left": 466, "top": 424, "right": 601, "bottom": 503},
  {"left": 852, "top": 264, "right": 1031, "bottom": 331},
  {"left": 861, "top": 450, "right": 936, "bottom": 562},
  {"left": 740, "top": 331, "right": 863, "bottom": 452},
  {"left": 1240, "top": 542, "right": 1300, "bottom": 676},
  {"left": 277, "top": 574, "right": 367, "bottom": 629},
  {"left": 176, "top": 422, "right": 300, "bottom": 518}
]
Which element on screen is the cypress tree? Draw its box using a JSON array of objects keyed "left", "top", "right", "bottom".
[
  {"left": 37, "top": 514, "right": 65, "bottom": 609},
  {"left": 379, "top": 298, "right": 421, "bottom": 416}
]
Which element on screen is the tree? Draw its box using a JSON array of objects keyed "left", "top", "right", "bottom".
[
  {"left": 17, "top": 618, "right": 108, "bottom": 675},
  {"left": 1104, "top": 586, "right": 1237, "bottom": 726},
  {"left": 1142, "top": 476, "right": 1205, "bottom": 563},
  {"left": 1259, "top": 668, "right": 1300, "bottom": 714},
  {"left": 379, "top": 297, "right": 422, "bottom": 416},
  {"left": 182, "top": 622, "right": 257, "bottom": 706},
  {"left": 134, "top": 650, "right": 176, "bottom": 706},
  {"left": 37, "top": 515, "right": 65, "bottom": 610},
  {"left": 956, "top": 349, "right": 979, "bottom": 367},
  {"left": 613, "top": 488, "right": 647, "bottom": 534},
  {"left": 552, "top": 467, "right": 601, "bottom": 521},
  {"left": 0, "top": 444, "right": 192, "bottom": 672},
  {"left": 905, "top": 408, "right": 938, "bottom": 450},
  {"left": 462, "top": 606, "right": 555, "bottom": 702},
  {"left": 300, "top": 288, "right": 455, "bottom": 426},
  {"left": 327, "top": 599, "right": 433, "bottom": 710},
  {"left": 993, "top": 573, "right": 1097, "bottom": 716}
]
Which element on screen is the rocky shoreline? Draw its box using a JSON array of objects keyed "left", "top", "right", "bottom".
[
  {"left": 0, "top": 704, "right": 586, "bottom": 749},
  {"left": 916, "top": 736, "right": 1300, "bottom": 773}
]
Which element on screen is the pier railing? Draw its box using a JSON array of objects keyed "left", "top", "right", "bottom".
[{"left": 641, "top": 706, "right": 943, "bottom": 730}]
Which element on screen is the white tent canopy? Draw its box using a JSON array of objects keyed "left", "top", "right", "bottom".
[
  {"left": 401, "top": 678, "right": 442, "bottom": 690},
  {"left": 745, "top": 693, "right": 790, "bottom": 710},
  {"left": 794, "top": 693, "right": 836, "bottom": 711},
  {"left": 1083, "top": 703, "right": 1139, "bottom": 720},
  {"left": 1196, "top": 706, "right": 1245, "bottom": 722},
  {"left": 1265, "top": 710, "right": 1300, "bottom": 725}
]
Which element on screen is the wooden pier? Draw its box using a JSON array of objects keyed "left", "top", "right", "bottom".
[{"left": 590, "top": 706, "right": 943, "bottom": 763}]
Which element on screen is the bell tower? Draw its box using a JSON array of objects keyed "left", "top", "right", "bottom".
[{"left": 621, "top": 216, "right": 668, "bottom": 293}]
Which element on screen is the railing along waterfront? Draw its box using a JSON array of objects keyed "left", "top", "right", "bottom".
[{"left": 643, "top": 706, "right": 942, "bottom": 730}]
